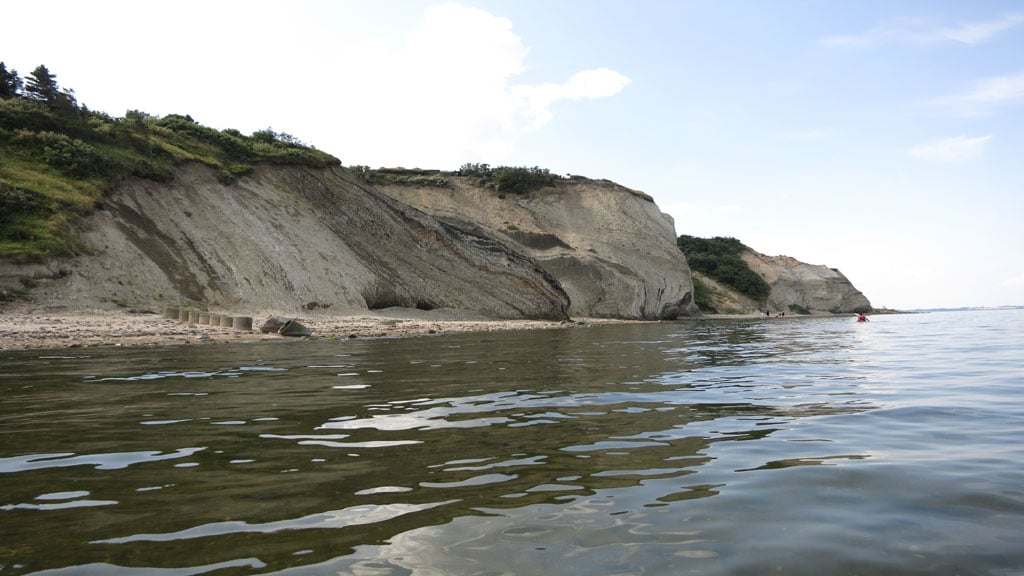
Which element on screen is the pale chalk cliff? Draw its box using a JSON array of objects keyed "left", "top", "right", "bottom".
[
  {"left": 378, "top": 174, "right": 697, "bottom": 320},
  {"left": 742, "top": 250, "right": 871, "bottom": 314},
  {"left": 0, "top": 164, "right": 697, "bottom": 320},
  {"left": 694, "top": 249, "right": 871, "bottom": 315}
]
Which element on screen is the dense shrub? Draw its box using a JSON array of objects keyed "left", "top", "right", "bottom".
[
  {"left": 677, "top": 235, "right": 770, "bottom": 302},
  {"left": 457, "top": 163, "right": 556, "bottom": 195},
  {"left": 349, "top": 167, "right": 452, "bottom": 188},
  {"left": 0, "top": 97, "right": 67, "bottom": 133},
  {"left": 14, "top": 131, "right": 111, "bottom": 177},
  {"left": 492, "top": 166, "right": 556, "bottom": 195},
  {"left": 0, "top": 182, "right": 48, "bottom": 215},
  {"left": 457, "top": 162, "right": 491, "bottom": 176}
]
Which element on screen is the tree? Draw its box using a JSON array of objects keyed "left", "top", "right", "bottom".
[
  {"left": 0, "top": 62, "right": 22, "bottom": 98},
  {"left": 23, "top": 64, "right": 77, "bottom": 111},
  {"left": 24, "top": 65, "right": 59, "bottom": 103}
]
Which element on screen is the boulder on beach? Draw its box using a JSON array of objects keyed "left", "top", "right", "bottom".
[
  {"left": 260, "top": 316, "right": 312, "bottom": 337},
  {"left": 278, "top": 319, "right": 312, "bottom": 337},
  {"left": 260, "top": 316, "right": 289, "bottom": 333}
]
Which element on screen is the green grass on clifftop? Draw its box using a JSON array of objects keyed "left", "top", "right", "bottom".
[
  {"left": 0, "top": 70, "right": 338, "bottom": 259},
  {"left": 345, "top": 163, "right": 559, "bottom": 196}
]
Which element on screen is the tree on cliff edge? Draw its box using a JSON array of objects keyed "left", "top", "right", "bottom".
[
  {"left": 24, "top": 65, "right": 59, "bottom": 102},
  {"left": 23, "top": 64, "right": 77, "bottom": 112},
  {"left": 0, "top": 62, "right": 21, "bottom": 98}
]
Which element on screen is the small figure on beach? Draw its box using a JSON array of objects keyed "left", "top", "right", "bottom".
[{"left": 856, "top": 313, "right": 869, "bottom": 322}]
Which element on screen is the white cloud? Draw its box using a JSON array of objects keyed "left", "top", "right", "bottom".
[
  {"left": 939, "top": 13, "right": 1024, "bottom": 44},
  {"left": 334, "top": 2, "right": 531, "bottom": 166},
  {"left": 909, "top": 135, "right": 992, "bottom": 164},
  {"left": 822, "top": 17, "right": 931, "bottom": 48},
  {"left": 822, "top": 13, "right": 1024, "bottom": 48},
  {"left": 561, "top": 68, "right": 633, "bottom": 100},
  {"left": 511, "top": 68, "right": 631, "bottom": 131},
  {"left": 931, "top": 71, "right": 1024, "bottom": 115},
  {"left": 2, "top": 1, "right": 629, "bottom": 170},
  {"left": 317, "top": 2, "right": 629, "bottom": 168}
]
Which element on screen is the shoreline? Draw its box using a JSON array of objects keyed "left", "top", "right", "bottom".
[
  {"left": 0, "top": 309, "right": 632, "bottom": 351},
  {"left": 0, "top": 308, "right": 868, "bottom": 352}
]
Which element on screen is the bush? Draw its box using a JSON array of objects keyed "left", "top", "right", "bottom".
[
  {"left": 0, "top": 97, "right": 66, "bottom": 133},
  {"left": 456, "top": 164, "right": 556, "bottom": 195},
  {"left": 677, "top": 235, "right": 770, "bottom": 302},
  {"left": 29, "top": 131, "right": 109, "bottom": 177},
  {"left": 457, "top": 162, "right": 491, "bottom": 176},
  {"left": 351, "top": 167, "right": 451, "bottom": 188},
  {"left": 492, "top": 166, "right": 556, "bottom": 195},
  {"left": 0, "top": 182, "right": 48, "bottom": 215}
]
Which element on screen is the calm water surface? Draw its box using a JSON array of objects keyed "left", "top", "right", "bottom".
[{"left": 1, "top": 309, "right": 1023, "bottom": 575}]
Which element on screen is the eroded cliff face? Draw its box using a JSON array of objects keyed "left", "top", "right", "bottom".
[
  {"left": 3, "top": 164, "right": 570, "bottom": 319},
  {"left": 2, "top": 164, "right": 696, "bottom": 320},
  {"left": 741, "top": 250, "right": 872, "bottom": 314},
  {"left": 378, "top": 176, "right": 697, "bottom": 320},
  {"left": 687, "top": 249, "right": 871, "bottom": 315}
]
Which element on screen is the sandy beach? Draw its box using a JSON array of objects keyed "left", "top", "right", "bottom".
[
  {"left": 0, "top": 306, "right": 848, "bottom": 351},
  {"left": 0, "top": 309, "right": 626, "bottom": 351}
]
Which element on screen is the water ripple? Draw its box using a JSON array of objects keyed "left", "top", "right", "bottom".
[
  {"left": 0, "top": 447, "right": 206, "bottom": 472},
  {"left": 24, "top": 558, "right": 267, "bottom": 576},
  {"left": 92, "top": 500, "right": 458, "bottom": 544},
  {"left": 2, "top": 310, "right": 1022, "bottom": 575}
]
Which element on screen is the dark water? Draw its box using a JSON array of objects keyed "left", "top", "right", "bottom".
[{"left": 2, "top": 309, "right": 1023, "bottom": 575}]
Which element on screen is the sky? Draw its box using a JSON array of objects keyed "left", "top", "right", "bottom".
[{"left": 3, "top": 0, "right": 1023, "bottom": 309}]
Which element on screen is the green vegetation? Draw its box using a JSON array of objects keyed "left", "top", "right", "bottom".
[
  {"left": 689, "top": 275, "right": 720, "bottom": 313},
  {"left": 0, "top": 62, "right": 338, "bottom": 259},
  {"left": 677, "top": 235, "right": 770, "bottom": 302},
  {"left": 459, "top": 163, "right": 557, "bottom": 195},
  {"left": 346, "top": 166, "right": 451, "bottom": 188},
  {"left": 345, "top": 163, "right": 559, "bottom": 196}
]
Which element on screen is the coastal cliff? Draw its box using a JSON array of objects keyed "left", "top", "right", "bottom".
[
  {"left": 0, "top": 89, "right": 868, "bottom": 323},
  {"left": 2, "top": 164, "right": 570, "bottom": 319},
  {"left": 1, "top": 164, "right": 697, "bottom": 320},
  {"left": 691, "top": 248, "right": 871, "bottom": 315},
  {"left": 742, "top": 250, "right": 872, "bottom": 314},
  {"left": 378, "top": 174, "right": 697, "bottom": 320}
]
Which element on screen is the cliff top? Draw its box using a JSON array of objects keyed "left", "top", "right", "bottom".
[
  {"left": 2, "top": 88, "right": 649, "bottom": 261},
  {"left": 347, "top": 165, "right": 654, "bottom": 202},
  {"left": 0, "top": 66, "right": 339, "bottom": 259}
]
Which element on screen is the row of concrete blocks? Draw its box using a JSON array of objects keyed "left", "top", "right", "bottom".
[{"left": 162, "top": 306, "right": 253, "bottom": 331}]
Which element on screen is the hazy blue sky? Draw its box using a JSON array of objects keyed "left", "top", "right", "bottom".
[{"left": 4, "top": 1, "right": 1022, "bottom": 309}]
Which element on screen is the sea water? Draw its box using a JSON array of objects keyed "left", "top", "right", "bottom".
[{"left": 1, "top": 309, "right": 1022, "bottom": 575}]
